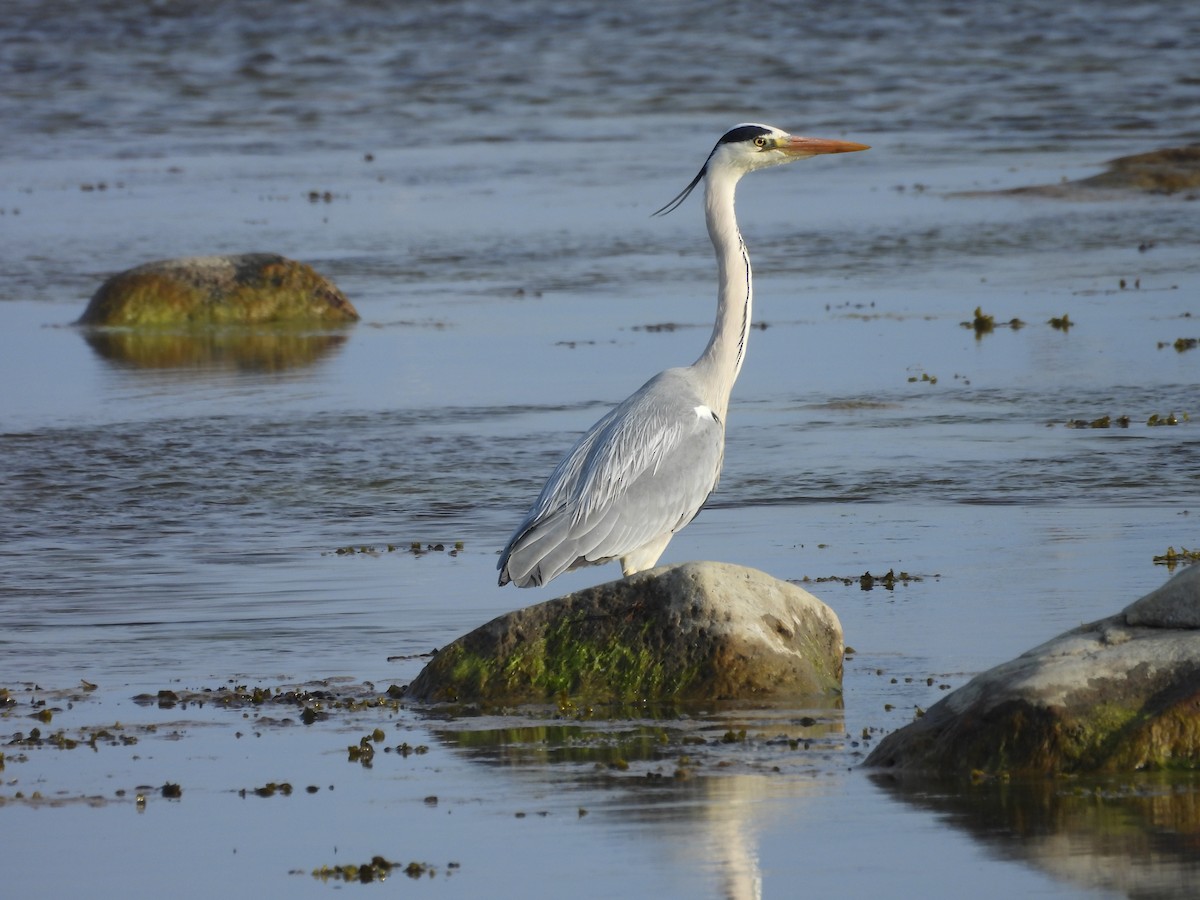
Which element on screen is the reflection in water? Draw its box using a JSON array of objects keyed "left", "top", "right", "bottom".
[
  {"left": 80, "top": 326, "right": 351, "bottom": 372},
  {"left": 871, "top": 773, "right": 1200, "bottom": 898},
  {"left": 430, "top": 708, "right": 846, "bottom": 900}
]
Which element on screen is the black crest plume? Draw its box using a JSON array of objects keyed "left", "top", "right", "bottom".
[{"left": 651, "top": 124, "right": 773, "bottom": 217}]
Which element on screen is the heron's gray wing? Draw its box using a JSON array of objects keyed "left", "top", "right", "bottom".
[{"left": 498, "top": 369, "right": 724, "bottom": 586}]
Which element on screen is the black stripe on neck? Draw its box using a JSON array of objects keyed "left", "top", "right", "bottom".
[{"left": 735, "top": 236, "right": 750, "bottom": 370}]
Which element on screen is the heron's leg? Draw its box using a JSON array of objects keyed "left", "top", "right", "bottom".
[{"left": 619, "top": 534, "right": 673, "bottom": 576}]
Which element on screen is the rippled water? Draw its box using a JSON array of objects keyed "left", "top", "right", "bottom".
[
  {"left": 2, "top": 1, "right": 1199, "bottom": 897},
  {"left": 5, "top": 0, "right": 1199, "bottom": 161}
]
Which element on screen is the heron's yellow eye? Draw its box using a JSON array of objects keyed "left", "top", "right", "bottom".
[{"left": 753, "top": 137, "right": 767, "bottom": 148}]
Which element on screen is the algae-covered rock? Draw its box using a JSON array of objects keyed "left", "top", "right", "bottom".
[
  {"left": 965, "top": 145, "right": 1200, "bottom": 199},
  {"left": 1074, "top": 146, "right": 1200, "bottom": 195},
  {"left": 407, "top": 561, "right": 844, "bottom": 706},
  {"left": 866, "top": 564, "right": 1200, "bottom": 776},
  {"left": 78, "top": 253, "right": 358, "bottom": 326}
]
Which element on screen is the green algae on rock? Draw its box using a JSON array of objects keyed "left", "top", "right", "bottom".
[
  {"left": 866, "top": 563, "right": 1200, "bottom": 776},
  {"left": 78, "top": 253, "right": 359, "bottom": 326},
  {"left": 406, "top": 561, "right": 844, "bottom": 707}
]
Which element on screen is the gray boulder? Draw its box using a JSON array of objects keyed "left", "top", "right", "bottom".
[
  {"left": 406, "top": 561, "right": 844, "bottom": 706},
  {"left": 866, "top": 564, "right": 1200, "bottom": 775},
  {"left": 78, "top": 253, "right": 358, "bottom": 326}
]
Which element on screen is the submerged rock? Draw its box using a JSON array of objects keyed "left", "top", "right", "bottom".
[
  {"left": 406, "top": 561, "right": 844, "bottom": 706},
  {"left": 866, "top": 564, "right": 1200, "bottom": 775},
  {"left": 78, "top": 253, "right": 358, "bottom": 326},
  {"left": 1074, "top": 146, "right": 1200, "bottom": 195},
  {"left": 965, "top": 145, "right": 1200, "bottom": 199}
]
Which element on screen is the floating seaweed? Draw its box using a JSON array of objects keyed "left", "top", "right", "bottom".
[
  {"left": 1049, "top": 314, "right": 1073, "bottom": 331},
  {"left": 332, "top": 541, "right": 465, "bottom": 557},
  {"left": 1153, "top": 546, "right": 1200, "bottom": 571},
  {"left": 310, "top": 857, "right": 443, "bottom": 884},
  {"left": 796, "top": 569, "right": 931, "bottom": 591},
  {"left": 961, "top": 307, "right": 1024, "bottom": 337}
]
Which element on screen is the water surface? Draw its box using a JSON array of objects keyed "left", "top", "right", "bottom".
[{"left": 2, "top": 1, "right": 1199, "bottom": 897}]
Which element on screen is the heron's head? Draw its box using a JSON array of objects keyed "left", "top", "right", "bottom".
[{"left": 653, "top": 123, "right": 869, "bottom": 216}]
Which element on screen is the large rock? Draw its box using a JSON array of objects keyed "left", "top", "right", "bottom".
[
  {"left": 866, "top": 564, "right": 1200, "bottom": 775},
  {"left": 406, "top": 561, "right": 844, "bottom": 706},
  {"left": 78, "top": 253, "right": 358, "bottom": 326}
]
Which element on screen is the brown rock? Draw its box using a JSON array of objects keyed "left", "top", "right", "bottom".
[{"left": 961, "top": 145, "right": 1200, "bottom": 199}]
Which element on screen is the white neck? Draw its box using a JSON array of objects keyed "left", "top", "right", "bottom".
[{"left": 691, "top": 167, "right": 751, "bottom": 421}]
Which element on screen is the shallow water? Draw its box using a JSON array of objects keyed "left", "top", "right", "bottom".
[{"left": 3, "top": 1, "right": 1200, "bottom": 897}]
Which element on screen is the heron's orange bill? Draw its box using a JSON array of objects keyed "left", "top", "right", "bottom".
[{"left": 782, "top": 136, "right": 870, "bottom": 155}]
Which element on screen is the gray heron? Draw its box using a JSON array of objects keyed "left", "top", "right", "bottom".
[{"left": 498, "top": 123, "right": 868, "bottom": 588}]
